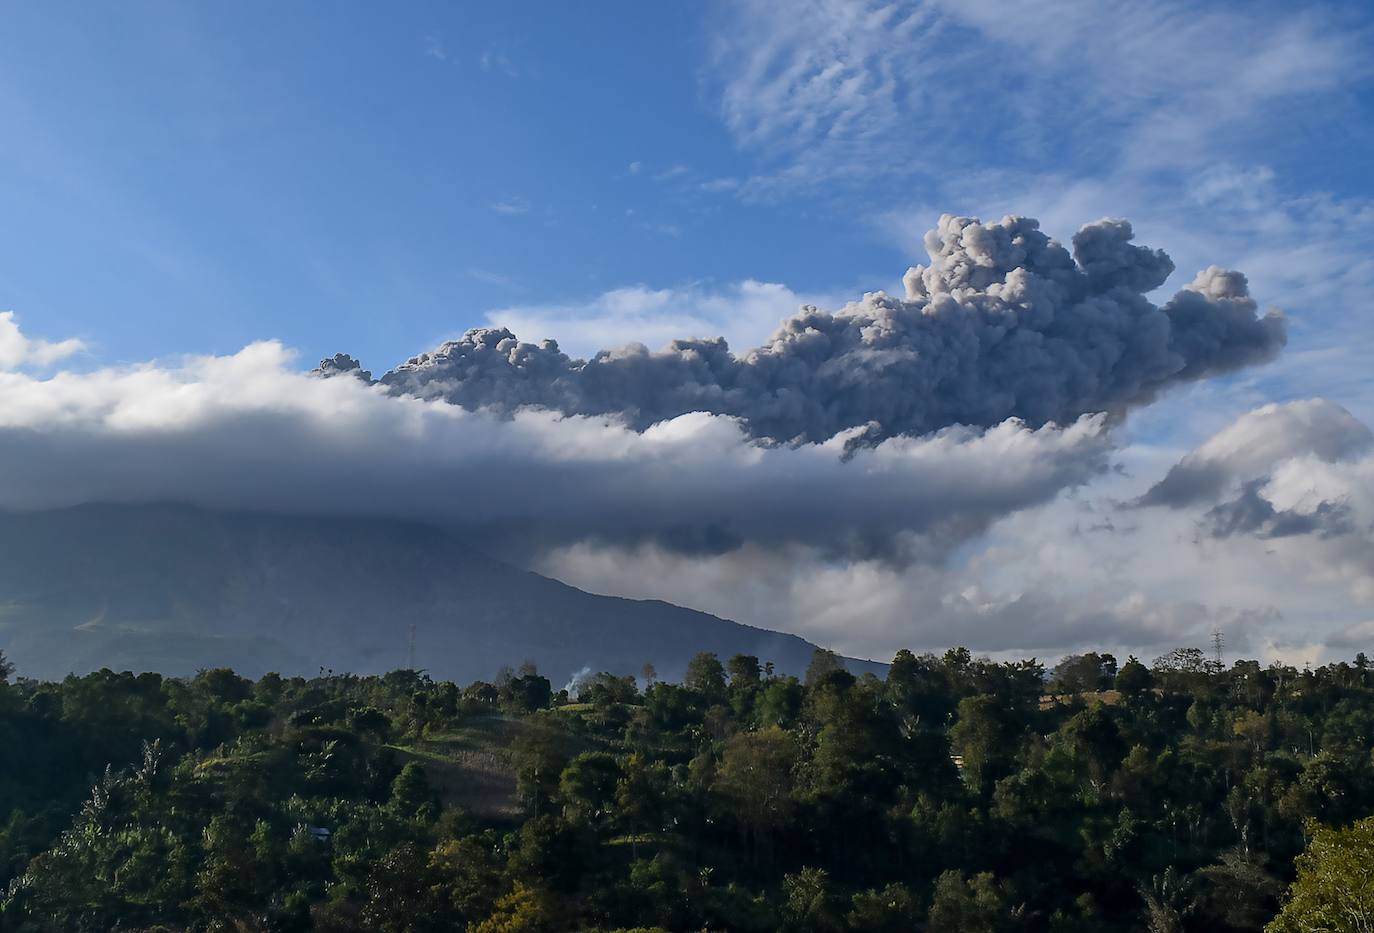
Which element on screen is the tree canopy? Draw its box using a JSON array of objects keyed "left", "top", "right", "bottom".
[{"left": 0, "top": 644, "right": 1372, "bottom": 931}]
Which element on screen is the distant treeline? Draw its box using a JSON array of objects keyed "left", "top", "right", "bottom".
[{"left": 0, "top": 646, "right": 1371, "bottom": 931}]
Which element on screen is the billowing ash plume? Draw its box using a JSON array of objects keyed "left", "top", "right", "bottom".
[
  {"left": 315, "top": 352, "right": 372, "bottom": 382},
  {"left": 324, "top": 215, "right": 1285, "bottom": 443}
]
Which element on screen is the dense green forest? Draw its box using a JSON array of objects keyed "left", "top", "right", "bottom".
[{"left": 1, "top": 645, "right": 1372, "bottom": 932}]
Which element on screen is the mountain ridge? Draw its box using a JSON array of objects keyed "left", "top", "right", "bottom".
[{"left": 0, "top": 502, "right": 882, "bottom": 684}]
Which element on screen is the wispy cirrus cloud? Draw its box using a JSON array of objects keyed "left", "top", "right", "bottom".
[
  {"left": 925, "top": 0, "right": 1364, "bottom": 165},
  {"left": 422, "top": 34, "right": 447, "bottom": 61},
  {"left": 479, "top": 49, "right": 518, "bottom": 78},
  {"left": 706, "top": 0, "right": 1367, "bottom": 195},
  {"left": 489, "top": 196, "right": 531, "bottom": 215},
  {"left": 466, "top": 268, "right": 523, "bottom": 289},
  {"left": 705, "top": 0, "right": 948, "bottom": 196}
]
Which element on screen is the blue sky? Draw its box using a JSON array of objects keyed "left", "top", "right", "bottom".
[
  {"left": 2, "top": 1, "right": 1374, "bottom": 662},
  {"left": 5, "top": 0, "right": 1369, "bottom": 396},
  {"left": 0, "top": 2, "right": 900, "bottom": 366}
]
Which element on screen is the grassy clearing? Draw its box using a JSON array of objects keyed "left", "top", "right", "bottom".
[
  {"left": 386, "top": 715, "right": 527, "bottom": 820},
  {"left": 1039, "top": 689, "right": 1123, "bottom": 710}
]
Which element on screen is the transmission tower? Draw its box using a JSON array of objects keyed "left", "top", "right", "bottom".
[{"left": 1211, "top": 630, "right": 1225, "bottom": 670}]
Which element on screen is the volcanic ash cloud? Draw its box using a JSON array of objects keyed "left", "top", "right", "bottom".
[{"left": 340, "top": 214, "right": 1284, "bottom": 444}]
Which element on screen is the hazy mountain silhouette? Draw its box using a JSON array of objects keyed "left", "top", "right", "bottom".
[{"left": 0, "top": 503, "right": 879, "bottom": 684}]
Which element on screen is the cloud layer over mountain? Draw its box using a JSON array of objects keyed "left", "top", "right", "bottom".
[
  {"left": 0, "top": 335, "right": 1112, "bottom": 562},
  {"left": 541, "top": 399, "right": 1374, "bottom": 663},
  {"left": 343, "top": 215, "right": 1283, "bottom": 444}
]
